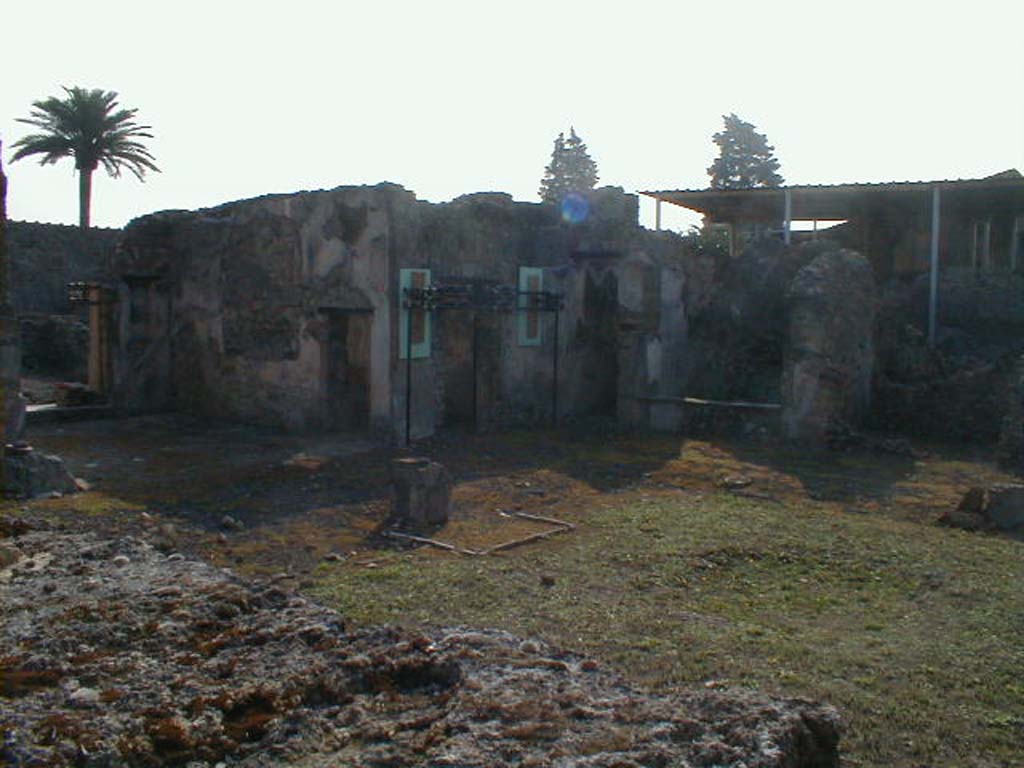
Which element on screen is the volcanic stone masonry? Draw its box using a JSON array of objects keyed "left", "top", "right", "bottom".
[{"left": 108, "top": 185, "right": 692, "bottom": 442}]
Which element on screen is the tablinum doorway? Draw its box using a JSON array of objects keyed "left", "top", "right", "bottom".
[
  {"left": 437, "top": 309, "right": 502, "bottom": 427},
  {"left": 402, "top": 280, "right": 564, "bottom": 445}
]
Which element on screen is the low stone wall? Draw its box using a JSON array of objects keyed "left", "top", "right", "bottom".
[{"left": 7, "top": 221, "right": 117, "bottom": 314}]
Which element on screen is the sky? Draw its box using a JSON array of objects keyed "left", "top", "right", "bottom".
[{"left": 2, "top": 0, "right": 1022, "bottom": 233}]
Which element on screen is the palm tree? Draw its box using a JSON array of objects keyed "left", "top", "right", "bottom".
[{"left": 11, "top": 87, "right": 159, "bottom": 228}]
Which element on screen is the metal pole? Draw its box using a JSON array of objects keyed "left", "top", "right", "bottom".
[
  {"left": 655, "top": 199, "right": 662, "bottom": 231},
  {"left": 783, "top": 189, "right": 792, "bottom": 245},
  {"left": 928, "top": 186, "right": 940, "bottom": 347},
  {"left": 404, "top": 296, "right": 413, "bottom": 446},
  {"left": 551, "top": 308, "right": 559, "bottom": 427},
  {"left": 471, "top": 311, "right": 479, "bottom": 428}
]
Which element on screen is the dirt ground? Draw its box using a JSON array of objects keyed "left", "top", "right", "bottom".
[
  {"left": 7, "top": 414, "right": 1024, "bottom": 767},
  {"left": 14, "top": 413, "right": 1017, "bottom": 580}
]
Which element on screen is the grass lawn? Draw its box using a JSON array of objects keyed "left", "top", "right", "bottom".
[{"left": 312, "top": 471, "right": 1024, "bottom": 767}]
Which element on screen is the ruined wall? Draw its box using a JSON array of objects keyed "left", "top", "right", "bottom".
[
  {"left": 672, "top": 233, "right": 1024, "bottom": 445},
  {"left": 868, "top": 269, "right": 1024, "bottom": 441},
  {"left": 7, "top": 221, "right": 117, "bottom": 314},
  {"left": 7, "top": 222, "right": 117, "bottom": 384},
  {"left": 781, "top": 249, "right": 877, "bottom": 445},
  {"left": 402, "top": 188, "right": 683, "bottom": 438},
  {"left": 682, "top": 238, "right": 808, "bottom": 404},
  {"left": 615, "top": 239, "right": 688, "bottom": 432},
  {"left": 0, "top": 151, "right": 15, "bottom": 449},
  {"left": 110, "top": 184, "right": 691, "bottom": 441},
  {"left": 112, "top": 185, "right": 405, "bottom": 432},
  {"left": 19, "top": 315, "right": 88, "bottom": 381},
  {"left": 675, "top": 240, "right": 881, "bottom": 442},
  {"left": 997, "top": 355, "right": 1024, "bottom": 472}
]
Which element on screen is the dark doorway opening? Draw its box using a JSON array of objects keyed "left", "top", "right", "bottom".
[
  {"left": 580, "top": 269, "right": 619, "bottom": 416},
  {"left": 437, "top": 310, "right": 503, "bottom": 428},
  {"left": 321, "top": 309, "right": 372, "bottom": 432},
  {"left": 437, "top": 310, "right": 474, "bottom": 425}
]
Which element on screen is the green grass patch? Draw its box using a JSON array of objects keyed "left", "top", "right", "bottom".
[
  {"left": 311, "top": 491, "right": 1024, "bottom": 767},
  {"left": 0, "top": 491, "right": 144, "bottom": 517}
]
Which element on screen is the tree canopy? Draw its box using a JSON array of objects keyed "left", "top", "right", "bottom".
[
  {"left": 707, "top": 114, "right": 783, "bottom": 190},
  {"left": 11, "top": 87, "right": 159, "bottom": 228},
  {"left": 539, "top": 127, "right": 599, "bottom": 204}
]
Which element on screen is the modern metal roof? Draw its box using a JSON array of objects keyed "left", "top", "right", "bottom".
[{"left": 642, "top": 170, "right": 1024, "bottom": 220}]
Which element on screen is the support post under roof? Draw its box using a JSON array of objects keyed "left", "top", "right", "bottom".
[
  {"left": 783, "top": 189, "right": 792, "bottom": 245},
  {"left": 928, "top": 185, "right": 941, "bottom": 347}
]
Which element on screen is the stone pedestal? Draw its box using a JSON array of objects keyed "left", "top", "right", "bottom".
[
  {"left": 3, "top": 447, "right": 79, "bottom": 498},
  {"left": 987, "top": 484, "right": 1024, "bottom": 535},
  {"left": 391, "top": 457, "right": 451, "bottom": 530},
  {"left": 944, "top": 483, "right": 1024, "bottom": 536}
]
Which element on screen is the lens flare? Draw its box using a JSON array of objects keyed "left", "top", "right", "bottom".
[{"left": 560, "top": 193, "right": 589, "bottom": 224}]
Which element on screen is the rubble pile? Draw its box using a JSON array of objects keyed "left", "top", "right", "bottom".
[{"left": 1, "top": 527, "right": 840, "bottom": 767}]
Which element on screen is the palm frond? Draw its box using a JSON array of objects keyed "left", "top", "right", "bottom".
[
  {"left": 10, "top": 132, "right": 76, "bottom": 165},
  {"left": 11, "top": 86, "right": 160, "bottom": 176}
]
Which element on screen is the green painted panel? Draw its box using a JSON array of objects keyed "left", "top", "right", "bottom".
[
  {"left": 399, "top": 268, "right": 431, "bottom": 359},
  {"left": 518, "top": 266, "right": 543, "bottom": 346}
]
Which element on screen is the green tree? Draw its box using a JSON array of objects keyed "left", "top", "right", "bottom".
[
  {"left": 539, "top": 127, "right": 599, "bottom": 203},
  {"left": 11, "top": 87, "right": 159, "bottom": 228},
  {"left": 707, "top": 113, "right": 783, "bottom": 189}
]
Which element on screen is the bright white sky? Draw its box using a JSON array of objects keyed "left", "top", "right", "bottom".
[{"left": 2, "top": 0, "right": 1022, "bottom": 232}]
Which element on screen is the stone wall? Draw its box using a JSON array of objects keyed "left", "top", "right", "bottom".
[
  {"left": 676, "top": 235, "right": 1022, "bottom": 446},
  {"left": 109, "top": 185, "right": 692, "bottom": 441},
  {"left": 781, "top": 249, "right": 877, "bottom": 445},
  {"left": 7, "top": 221, "right": 117, "bottom": 314},
  {"left": 997, "top": 355, "right": 1024, "bottom": 471},
  {"left": 112, "top": 187, "right": 401, "bottom": 432},
  {"left": 681, "top": 239, "right": 814, "bottom": 404},
  {"left": 867, "top": 270, "right": 1024, "bottom": 442},
  {"left": 19, "top": 314, "right": 88, "bottom": 380},
  {"left": 6, "top": 222, "right": 117, "bottom": 387},
  {"left": 0, "top": 151, "right": 17, "bottom": 450}
]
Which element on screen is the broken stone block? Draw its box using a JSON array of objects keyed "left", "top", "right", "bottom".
[
  {"left": 943, "top": 484, "right": 1024, "bottom": 536},
  {"left": 391, "top": 457, "right": 451, "bottom": 530},
  {"left": 54, "top": 382, "right": 104, "bottom": 407},
  {"left": 0, "top": 543, "right": 20, "bottom": 568},
  {"left": 3, "top": 447, "right": 79, "bottom": 498},
  {"left": 957, "top": 486, "right": 987, "bottom": 516},
  {"left": 986, "top": 484, "right": 1024, "bottom": 535}
]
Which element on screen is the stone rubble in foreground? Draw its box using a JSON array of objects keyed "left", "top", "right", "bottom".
[{"left": 1, "top": 527, "right": 840, "bottom": 767}]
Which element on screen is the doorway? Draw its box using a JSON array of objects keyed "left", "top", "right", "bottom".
[
  {"left": 579, "top": 269, "right": 619, "bottom": 416},
  {"left": 321, "top": 309, "right": 372, "bottom": 432}
]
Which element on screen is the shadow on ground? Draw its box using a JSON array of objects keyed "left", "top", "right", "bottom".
[{"left": 12, "top": 413, "right": 1019, "bottom": 578}]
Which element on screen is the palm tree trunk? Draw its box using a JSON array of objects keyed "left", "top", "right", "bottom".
[{"left": 78, "top": 168, "right": 92, "bottom": 229}]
